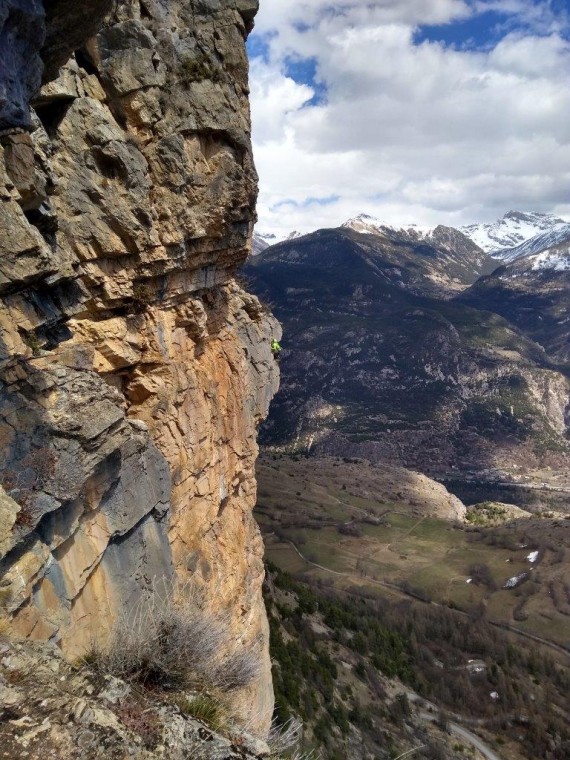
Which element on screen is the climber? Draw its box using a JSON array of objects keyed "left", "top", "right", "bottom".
[{"left": 271, "top": 337, "right": 282, "bottom": 361}]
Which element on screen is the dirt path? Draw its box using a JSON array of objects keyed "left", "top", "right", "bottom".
[
  {"left": 386, "top": 514, "right": 426, "bottom": 550},
  {"left": 450, "top": 723, "right": 502, "bottom": 760},
  {"left": 286, "top": 540, "right": 346, "bottom": 576}
]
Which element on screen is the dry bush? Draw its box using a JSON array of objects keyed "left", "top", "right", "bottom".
[
  {"left": 267, "top": 716, "right": 303, "bottom": 756},
  {"left": 212, "top": 646, "right": 261, "bottom": 692},
  {"left": 90, "top": 582, "right": 260, "bottom": 694}
]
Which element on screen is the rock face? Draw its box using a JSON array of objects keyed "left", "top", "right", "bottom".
[{"left": 0, "top": 0, "right": 279, "bottom": 735}]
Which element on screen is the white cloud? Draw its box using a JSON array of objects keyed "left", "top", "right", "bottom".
[
  {"left": 249, "top": 58, "right": 314, "bottom": 139},
  {"left": 249, "top": 0, "right": 570, "bottom": 237}
]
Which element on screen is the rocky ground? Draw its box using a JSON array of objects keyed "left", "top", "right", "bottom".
[{"left": 0, "top": 636, "right": 272, "bottom": 760}]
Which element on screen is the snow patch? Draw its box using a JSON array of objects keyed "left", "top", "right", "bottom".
[
  {"left": 504, "top": 572, "right": 529, "bottom": 589},
  {"left": 527, "top": 247, "right": 570, "bottom": 271},
  {"left": 498, "top": 224, "right": 570, "bottom": 263}
]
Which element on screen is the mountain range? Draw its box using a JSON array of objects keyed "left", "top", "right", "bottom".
[
  {"left": 245, "top": 210, "right": 570, "bottom": 503},
  {"left": 460, "top": 210, "right": 570, "bottom": 260},
  {"left": 253, "top": 230, "right": 302, "bottom": 255},
  {"left": 255, "top": 210, "right": 570, "bottom": 264}
]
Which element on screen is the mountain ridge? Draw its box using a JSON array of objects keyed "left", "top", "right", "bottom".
[
  {"left": 255, "top": 209, "right": 570, "bottom": 267},
  {"left": 458, "top": 237, "right": 570, "bottom": 364},
  {"left": 246, "top": 219, "right": 570, "bottom": 492},
  {"left": 254, "top": 223, "right": 498, "bottom": 297},
  {"left": 459, "top": 210, "right": 569, "bottom": 257},
  {"left": 491, "top": 224, "right": 570, "bottom": 265}
]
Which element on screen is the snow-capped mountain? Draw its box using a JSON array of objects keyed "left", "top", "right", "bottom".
[
  {"left": 510, "top": 240, "right": 570, "bottom": 273},
  {"left": 252, "top": 231, "right": 277, "bottom": 255},
  {"left": 459, "top": 232, "right": 570, "bottom": 363},
  {"left": 252, "top": 229, "right": 303, "bottom": 255},
  {"left": 342, "top": 214, "right": 492, "bottom": 274},
  {"left": 494, "top": 224, "right": 570, "bottom": 263},
  {"left": 460, "top": 211, "right": 568, "bottom": 257},
  {"left": 343, "top": 213, "right": 434, "bottom": 240},
  {"left": 255, "top": 211, "right": 570, "bottom": 266}
]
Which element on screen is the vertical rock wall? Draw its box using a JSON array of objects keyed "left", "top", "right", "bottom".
[{"left": 0, "top": 0, "right": 279, "bottom": 733}]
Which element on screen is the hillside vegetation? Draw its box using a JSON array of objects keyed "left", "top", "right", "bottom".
[
  {"left": 245, "top": 228, "right": 570, "bottom": 486},
  {"left": 265, "top": 563, "right": 570, "bottom": 760}
]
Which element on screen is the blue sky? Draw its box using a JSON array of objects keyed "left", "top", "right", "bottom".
[
  {"left": 247, "top": 0, "right": 570, "bottom": 237},
  {"left": 416, "top": 1, "right": 570, "bottom": 48}
]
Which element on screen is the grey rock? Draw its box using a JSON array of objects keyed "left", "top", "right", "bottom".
[
  {"left": 0, "top": 0, "right": 45, "bottom": 131},
  {"left": 98, "top": 675, "right": 131, "bottom": 704},
  {"left": 41, "top": 0, "right": 114, "bottom": 82},
  {"left": 0, "top": 0, "right": 279, "bottom": 738}
]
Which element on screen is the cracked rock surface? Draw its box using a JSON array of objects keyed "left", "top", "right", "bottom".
[{"left": 0, "top": 0, "right": 279, "bottom": 736}]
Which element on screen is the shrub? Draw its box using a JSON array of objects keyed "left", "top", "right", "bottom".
[
  {"left": 468, "top": 563, "right": 497, "bottom": 591},
  {"left": 337, "top": 523, "right": 363, "bottom": 538},
  {"left": 21, "top": 330, "right": 41, "bottom": 355},
  {"left": 212, "top": 646, "right": 261, "bottom": 692},
  {"left": 178, "top": 54, "right": 223, "bottom": 86},
  {"left": 89, "top": 584, "right": 259, "bottom": 694},
  {"left": 132, "top": 282, "right": 154, "bottom": 311},
  {"left": 267, "top": 716, "right": 303, "bottom": 755}
]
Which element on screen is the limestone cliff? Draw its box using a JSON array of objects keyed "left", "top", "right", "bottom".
[{"left": 0, "top": 0, "right": 279, "bottom": 735}]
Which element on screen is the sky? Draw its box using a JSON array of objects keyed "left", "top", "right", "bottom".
[{"left": 247, "top": 0, "right": 570, "bottom": 238}]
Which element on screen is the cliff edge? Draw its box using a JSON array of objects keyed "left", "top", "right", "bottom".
[{"left": 0, "top": 0, "right": 279, "bottom": 736}]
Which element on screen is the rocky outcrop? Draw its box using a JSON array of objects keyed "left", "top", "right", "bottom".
[
  {"left": 0, "top": 636, "right": 273, "bottom": 759},
  {"left": 0, "top": 0, "right": 279, "bottom": 736},
  {"left": 258, "top": 456, "right": 466, "bottom": 521}
]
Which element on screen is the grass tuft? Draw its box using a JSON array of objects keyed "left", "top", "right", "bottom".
[{"left": 172, "top": 692, "right": 226, "bottom": 732}]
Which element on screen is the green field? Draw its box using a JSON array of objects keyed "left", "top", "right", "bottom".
[{"left": 257, "top": 456, "right": 570, "bottom": 649}]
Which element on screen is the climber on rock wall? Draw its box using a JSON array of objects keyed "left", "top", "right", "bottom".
[{"left": 271, "top": 337, "right": 282, "bottom": 361}]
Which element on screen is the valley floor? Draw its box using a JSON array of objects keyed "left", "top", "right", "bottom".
[{"left": 257, "top": 454, "right": 570, "bottom": 760}]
